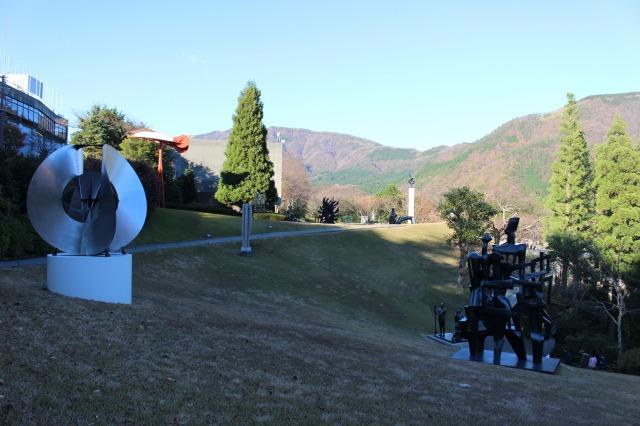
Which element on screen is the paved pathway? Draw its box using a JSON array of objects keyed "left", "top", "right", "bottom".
[{"left": 0, "top": 224, "right": 399, "bottom": 269}]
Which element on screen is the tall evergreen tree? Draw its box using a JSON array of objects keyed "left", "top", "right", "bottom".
[
  {"left": 594, "top": 115, "right": 640, "bottom": 274},
  {"left": 593, "top": 115, "right": 640, "bottom": 355},
  {"left": 215, "top": 82, "right": 275, "bottom": 206},
  {"left": 544, "top": 93, "right": 595, "bottom": 238}
]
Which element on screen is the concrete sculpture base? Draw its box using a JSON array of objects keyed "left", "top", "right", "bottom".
[
  {"left": 452, "top": 347, "right": 560, "bottom": 374},
  {"left": 47, "top": 253, "right": 132, "bottom": 304}
]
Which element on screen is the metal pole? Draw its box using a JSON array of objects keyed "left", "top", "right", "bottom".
[
  {"left": 241, "top": 203, "right": 252, "bottom": 254},
  {"left": 157, "top": 142, "right": 165, "bottom": 207}
]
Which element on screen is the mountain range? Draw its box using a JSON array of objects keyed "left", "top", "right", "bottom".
[{"left": 198, "top": 92, "right": 640, "bottom": 215}]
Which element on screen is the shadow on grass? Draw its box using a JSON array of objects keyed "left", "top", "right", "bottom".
[{"left": 133, "top": 223, "right": 464, "bottom": 335}]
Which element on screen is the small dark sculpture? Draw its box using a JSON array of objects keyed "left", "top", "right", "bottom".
[
  {"left": 408, "top": 175, "right": 415, "bottom": 186},
  {"left": 388, "top": 207, "right": 415, "bottom": 224},
  {"left": 456, "top": 218, "right": 557, "bottom": 370},
  {"left": 435, "top": 303, "right": 446, "bottom": 337},
  {"left": 318, "top": 197, "right": 339, "bottom": 223},
  {"left": 453, "top": 308, "right": 465, "bottom": 342},
  {"left": 389, "top": 208, "right": 398, "bottom": 224}
]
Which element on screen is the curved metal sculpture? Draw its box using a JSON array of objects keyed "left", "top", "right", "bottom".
[{"left": 27, "top": 144, "right": 146, "bottom": 255}]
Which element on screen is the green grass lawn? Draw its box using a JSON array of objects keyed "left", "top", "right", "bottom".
[
  {"left": 132, "top": 208, "right": 329, "bottom": 245},
  {"left": 1, "top": 224, "right": 639, "bottom": 423}
]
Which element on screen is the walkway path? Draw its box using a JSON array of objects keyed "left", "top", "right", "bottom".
[{"left": 0, "top": 224, "right": 399, "bottom": 269}]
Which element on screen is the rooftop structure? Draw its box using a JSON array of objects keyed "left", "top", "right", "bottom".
[{"left": 0, "top": 74, "right": 68, "bottom": 155}]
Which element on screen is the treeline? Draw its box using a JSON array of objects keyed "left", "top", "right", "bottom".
[
  {"left": 543, "top": 93, "right": 640, "bottom": 372},
  {"left": 435, "top": 94, "right": 640, "bottom": 374}
]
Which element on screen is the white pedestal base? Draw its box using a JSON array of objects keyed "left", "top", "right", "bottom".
[{"left": 47, "top": 253, "right": 132, "bottom": 304}]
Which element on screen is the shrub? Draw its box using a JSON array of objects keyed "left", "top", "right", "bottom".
[
  {"left": 164, "top": 203, "right": 241, "bottom": 216},
  {"left": 255, "top": 213, "right": 285, "bottom": 221},
  {"left": 129, "top": 160, "right": 160, "bottom": 214},
  {"left": 284, "top": 198, "right": 308, "bottom": 221},
  {"left": 616, "top": 348, "right": 640, "bottom": 375},
  {"left": 0, "top": 212, "right": 29, "bottom": 258},
  {"left": 556, "top": 333, "right": 618, "bottom": 367}
]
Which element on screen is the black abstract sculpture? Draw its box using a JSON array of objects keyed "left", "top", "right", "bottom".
[
  {"left": 318, "top": 197, "right": 339, "bottom": 223},
  {"left": 388, "top": 207, "right": 414, "bottom": 224},
  {"left": 454, "top": 218, "right": 559, "bottom": 373},
  {"left": 436, "top": 303, "right": 446, "bottom": 337}
]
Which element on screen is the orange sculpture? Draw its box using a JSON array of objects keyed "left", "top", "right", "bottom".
[{"left": 128, "top": 130, "right": 191, "bottom": 207}]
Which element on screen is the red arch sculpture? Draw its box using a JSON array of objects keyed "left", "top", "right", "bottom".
[{"left": 128, "top": 130, "right": 191, "bottom": 207}]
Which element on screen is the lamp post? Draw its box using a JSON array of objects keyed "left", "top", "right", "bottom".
[{"left": 0, "top": 75, "right": 5, "bottom": 148}]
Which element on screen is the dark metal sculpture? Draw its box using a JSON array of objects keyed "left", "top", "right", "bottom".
[
  {"left": 454, "top": 218, "right": 559, "bottom": 373},
  {"left": 318, "top": 197, "right": 339, "bottom": 223},
  {"left": 436, "top": 303, "right": 446, "bottom": 337},
  {"left": 388, "top": 207, "right": 414, "bottom": 224},
  {"left": 27, "top": 144, "right": 146, "bottom": 255}
]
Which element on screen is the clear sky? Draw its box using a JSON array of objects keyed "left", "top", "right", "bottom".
[{"left": 1, "top": 0, "right": 639, "bottom": 150}]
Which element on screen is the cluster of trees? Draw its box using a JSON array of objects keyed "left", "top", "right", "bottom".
[
  {"left": 0, "top": 124, "right": 51, "bottom": 258},
  {"left": 545, "top": 94, "right": 640, "bottom": 365},
  {"left": 436, "top": 94, "right": 640, "bottom": 372},
  {"left": 71, "top": 105, "right": 198, "bottom": 209}
]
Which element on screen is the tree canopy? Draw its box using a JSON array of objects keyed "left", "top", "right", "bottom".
[
  {"left": 375, "top": 183, "right": 404, "bottom": 222},
  {"left": 215, "top": 82, "right": 275, "bottom": 206},
  {"left": 545, "top": 93, "right": 595, "bottom": 238},
  {"left": 594, "top": 115, "right": 640, "bottom": 279},
  {"left": 437, "top": 186, "right": 497, "bottom": 252},
  {"left": 71, "top": 105, "right": 135, "bottom": 149}
]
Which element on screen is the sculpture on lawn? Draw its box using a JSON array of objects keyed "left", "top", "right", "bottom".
[
  {"left": 27, "top": 144, "right": 146, "bottom": 255},
  {"left": 388, "top": 207, "right": 415, "bottom": 224},
  {"left": 318, "top": 197, "right": 339, "bottom": 223},
  {"left": 456, "top": 217, "right": 557, "bottom": 370},
  {"left": 436, "top": 303, "right": 446, "bottom": 337}
]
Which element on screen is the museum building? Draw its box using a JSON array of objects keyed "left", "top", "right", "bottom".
[{"left": 1, "top": 74, "right": 68, "bottom": 155}]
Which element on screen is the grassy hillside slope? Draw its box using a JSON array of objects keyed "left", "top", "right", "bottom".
[
  {"left": 2, "top": 224, "right": 639, "bottom": 423},
  {"left": 132, "top": 208, "right": 326, "bottom": 245}
]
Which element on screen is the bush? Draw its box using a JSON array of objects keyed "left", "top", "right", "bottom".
[
  {"left": 177, "top": 169, "right": 198, "bottom": 205},
  {"left": 129, "top": 160, "right": 160, "bottom": 214},
  {"left": 0, "top": 212, "right": 29, "bottom": 258},
  {"left": 284, "top": 198, "right": 308, "bottom": 221},
  {"left": 555, "top": 333, "right": 618, "bottom": 367},
  {"left": 616, "top": 348, "right": 640, "bottom": 375},
  {"left": 164, "top": 203, "right": 241, "bottom": 216},
  {"left": 255, "top": 213, "right": 285, "bottom": 221}
]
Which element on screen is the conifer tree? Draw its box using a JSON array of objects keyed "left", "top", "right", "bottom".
[
  {"left": 594, "top": 115, "right": 640, "bottom": 275},
  {"left": 215, "top": 82, "right": 275, "bottom": 206},
  {"left": 593, "top": 115, "right": 640, "bottom": 355},
  {"left": 544, "top": 93, "right": 595, "bottom": 238}
]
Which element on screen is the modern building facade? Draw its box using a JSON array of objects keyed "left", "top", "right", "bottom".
[{"left": 0, "top": 74, "right": 68, "bottom": 155}]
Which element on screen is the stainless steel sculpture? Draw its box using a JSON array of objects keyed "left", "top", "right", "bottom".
[{"left": 27, "top": 144, "right": 146, "bottom": 255}]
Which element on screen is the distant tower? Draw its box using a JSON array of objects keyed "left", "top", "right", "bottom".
[{"left": 276, "top": 132, "right": 281, "bottom": 142}]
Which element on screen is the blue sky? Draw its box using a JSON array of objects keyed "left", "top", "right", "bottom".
[{"left": 1, "top": 0, "right": 639, "bottom": 150}]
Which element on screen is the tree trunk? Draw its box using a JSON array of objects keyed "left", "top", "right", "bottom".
[
  {"left": 560, "top": 258, "right": 569, "bottom": 289},
  {"left": 616, "top": 285, "right": 625, "bottom": 358},
  {"left": 457, "top": 246, "right": 467, "bottom": 289}
]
